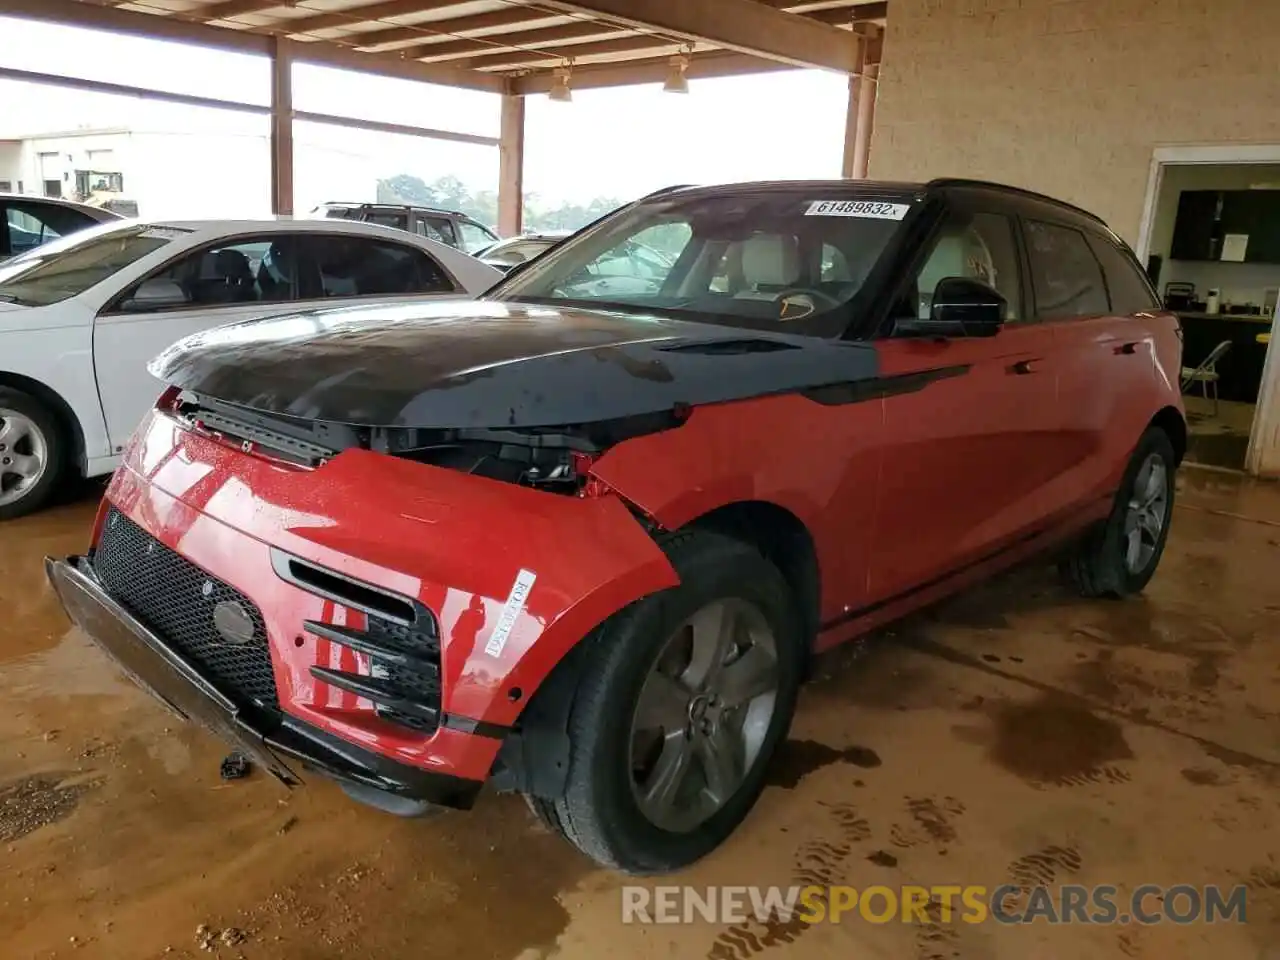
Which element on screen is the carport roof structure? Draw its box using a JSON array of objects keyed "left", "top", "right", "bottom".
[{"left": 0, "top": 0, "right": 888, "bottom": 225}]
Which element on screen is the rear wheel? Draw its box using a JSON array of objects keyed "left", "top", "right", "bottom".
[
  {"left": 1062, "top": 427, "right": 1176, "bottom": 598},
  {"left": 528, "top": 530, "right": 803, "bottom": 874},
  {"left": 0, "top": 389, "right": 65, "bottom": 521}
]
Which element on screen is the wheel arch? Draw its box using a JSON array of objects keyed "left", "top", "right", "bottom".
[
  {"left": 1149, "top": 405, "right": 1187, "bottom": 465},
  {"left": 679, "top": 499, "right": 821, "bottom": 652},
  {"left": 0, "top": 370, "right": 87, "bottom": 475},
  {"left": 491, "top": 497, "right": 820, "bottom": 799}
]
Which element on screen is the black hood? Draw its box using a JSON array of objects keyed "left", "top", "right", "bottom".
[{"left": 149, "top": 300, "right": 880, "bottom": 429}]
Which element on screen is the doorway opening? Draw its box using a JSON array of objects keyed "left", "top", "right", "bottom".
[{"left": 1136, "top": 146, "right": 1280, "bottom": 475}]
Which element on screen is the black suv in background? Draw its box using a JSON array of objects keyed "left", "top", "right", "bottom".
[{"left": 313, "top": 202, "right": 499, "bottom": 254}]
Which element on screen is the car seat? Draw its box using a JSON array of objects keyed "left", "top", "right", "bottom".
[
  {"left": 733, "top": 234, "right": 801, "bottom": 300},
  {"left": 914, "top": 226, "right": 997, "bottom": 319}
]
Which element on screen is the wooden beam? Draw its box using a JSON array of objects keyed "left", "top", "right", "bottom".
[
  {"left": 530, "top": 0, "right": 860, "bottom": 71},
  {"left": 0, "top": 0, "right": 272, "bottom": 53},
  {"left": 274, "top": 0, "right": 469, "bottom": 37},
  {"left": 345, "top": 10, "right": 572, "bottom": 49},
  {"left": 805, "top": 3, "right": 888, "bottom": 25},
  {"left": 498, "top": 94, "right": 525, "bottom": 237},
  {"left": 514, "top": 50, "right": 790, "bottom": 93},
  {"left": 293, "top": 41, "right": 503, "bottom": 90},
  {"left": 398, "top": 23, "right": 632, "bottom": 62},
  {"left": 0, "top": 65, "right": 271, "bottom": 114},
  {"left": 191, "top": 0, "right": 289, "bottom": 23},
  {"left": 292, "top": 111, "right": 498, "bottom": 145},
  {"left": 270, "top": 37, "right": 293, "bottom": 215},
  {"left": 0, "top": 0, "right": 503, "bottom": 89},
  {"left": 465, "top": 35, "right": 689, "bottom": 72}
]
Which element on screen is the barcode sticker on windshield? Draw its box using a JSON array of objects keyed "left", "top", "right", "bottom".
[{"left": 805, "top": 200, "right": 911, "bottom": 220}]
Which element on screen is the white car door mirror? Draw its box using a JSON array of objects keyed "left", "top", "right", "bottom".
[{"left": 120, "top": 278, "right": 190, "bottom": 313}]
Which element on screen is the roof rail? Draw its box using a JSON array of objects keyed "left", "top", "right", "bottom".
[
  {"left": 640, "top": 183, "right": 695, "bottom": 199},
  {"left": 320, "top": 200, "right": 465, "bottom": 216},
  {"left": 925, "top": 178, "right": 1106, "bottom": 224}
]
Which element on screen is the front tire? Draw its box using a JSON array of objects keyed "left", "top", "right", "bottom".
[
  {"left": 0, "top": 388, "right": 66, "bottom": 521},
  {"left": 529, "top": 530, "right": 804, "bottom": 874},
  {"left": 1063, "top": 427, "right": 1176, "bottom": 598}
]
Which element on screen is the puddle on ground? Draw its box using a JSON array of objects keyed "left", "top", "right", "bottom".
[
  {"left": 986, "top": 693, "right": 1134, "bottom": 786},
  {"left": 765, "top": 739, "right": 881, "bottom": 789}
]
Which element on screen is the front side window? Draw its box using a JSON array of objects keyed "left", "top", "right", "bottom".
[
  {"left": 494, "top": 192, "right": 914, "bottom": 336},
  {"left": 909, "top": 211, "right": 1023, "bottom": 321},
  {"left": 139, "top": 237, "right": 282, "bottom": 307},
  {"left": 1086, "top": 233, "right": 1160, "bottom": 315},
  {"left": 297, "top": 234, "right": 454, "bottom": 298},
  {"left": 457, "top": 221, "right": 498, "bottom": 254},
  {"left": 1024, "top": 220, "right": 1109, "bottom": 319},
  {"left": 0, "top": 223, "right": 175, "bottom": 307}
]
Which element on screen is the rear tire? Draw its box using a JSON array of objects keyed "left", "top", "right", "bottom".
[
  {"left": 527, "top": 529, "right": 804, "bottom": 874},
  {"left": 0, "top": 388, "right": 66, "bottom": 521},
  {"left": 1062, "top": 427, "right": 1176, "bottom": 598}
]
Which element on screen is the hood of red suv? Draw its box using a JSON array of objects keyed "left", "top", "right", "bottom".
[{"left": 149, "top": 299, "right": 878, "bottom": 429}]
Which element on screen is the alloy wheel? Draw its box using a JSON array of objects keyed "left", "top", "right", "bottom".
[
  {"left": 1122, "top": 452, "right": 1169, "bottom": 574},
  {"left": 628, "top": 597, "right": 779, "bottom": 833},
  {"left": 0, "top": 409, "right": 48, "bottom": 509}
]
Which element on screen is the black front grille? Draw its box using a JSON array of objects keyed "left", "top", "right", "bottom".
[{"left": 94, "top": 508, "right": 280, "bottom": 716}]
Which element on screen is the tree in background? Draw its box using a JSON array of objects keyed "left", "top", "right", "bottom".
[{"left": 378, "top": 174, "right": 623, "bottom": 235}]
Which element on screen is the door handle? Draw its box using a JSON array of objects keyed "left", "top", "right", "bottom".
[
  {"left": 1007, "top": 358, "right": 1042, "bottom": 375},
  {"left": 1114, "top": 341, "right": 1140, "bottom": 355}
]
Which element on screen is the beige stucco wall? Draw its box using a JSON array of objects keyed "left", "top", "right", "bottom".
[{"left": 870, "top": 0, "right": 1280, "bottom": 246}]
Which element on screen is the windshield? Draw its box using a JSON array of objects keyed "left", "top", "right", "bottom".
[
  {"left": 491, "top": 192, "right": 915, "bottom": 336},
  {"left": 0, "top": 223, "right": 178, "bottom": 307}
]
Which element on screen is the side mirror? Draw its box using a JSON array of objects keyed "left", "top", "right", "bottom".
[
  {"left": 896, "top": 277, "right": 1007, "bottom": 338},
  {"left": 119, "top": 278, "right": 190, "bottom": 313}
]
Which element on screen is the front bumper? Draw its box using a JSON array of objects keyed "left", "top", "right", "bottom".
[{"left": 45, "top": 555, "right": 482, "bottom": 810}]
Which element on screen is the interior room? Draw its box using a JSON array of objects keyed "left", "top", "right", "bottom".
[{"left": 1145, "top": 162, "right": 1280, "bottom": 469}]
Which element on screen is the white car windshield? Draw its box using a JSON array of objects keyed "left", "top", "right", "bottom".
[
  {"left": 0, "top": 224, "right": 181, "bottom": 307},
  {"left": 492, "top": 191, "right": 916, "bottom": 336}
]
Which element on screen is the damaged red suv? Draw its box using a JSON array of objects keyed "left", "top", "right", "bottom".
[{"left": 48, "top": 180, "right": 1185, "bottom": 873}]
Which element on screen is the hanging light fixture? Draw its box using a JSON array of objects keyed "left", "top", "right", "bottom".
[
  {"left": 663, "top": 48, "right": 691, "bottom": 94},
  {"left": 548, "top": 61, "right": 573, "bottom": 102}
]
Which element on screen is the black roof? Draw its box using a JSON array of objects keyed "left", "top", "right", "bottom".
[{"left": 651, "top": 178, "right": 1106, "bottom": 227}]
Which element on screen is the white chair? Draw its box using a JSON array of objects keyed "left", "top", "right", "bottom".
[{"left": 1181, "top": 340, "right": 1231, "bottom": 415}]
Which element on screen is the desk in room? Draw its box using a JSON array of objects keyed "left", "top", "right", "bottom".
[{"left": 1174, "top": 312, "right": 1275, "bottom": 403}]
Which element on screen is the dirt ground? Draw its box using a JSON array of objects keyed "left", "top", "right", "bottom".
[{"left": 2, "top": 470, "right": 1279, "bottom": 960}]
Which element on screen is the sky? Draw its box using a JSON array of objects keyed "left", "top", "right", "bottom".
[{"left": 0, "top": 15, "right": 849, "bottom": 207}]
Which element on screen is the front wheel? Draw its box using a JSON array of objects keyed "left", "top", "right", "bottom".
[
  {"left": 528, "top": 530, "right": 804, "bottom": 874},
  {"left": 1062, "top": 427, "right": 1176, "bottom": 598},
  {"left": 0, "top": 389, "right": 66, "bottom": 521}
]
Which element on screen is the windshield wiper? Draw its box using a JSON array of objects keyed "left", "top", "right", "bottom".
[{"left": 0, "top": 293, "right": 26, "bottom": 304}]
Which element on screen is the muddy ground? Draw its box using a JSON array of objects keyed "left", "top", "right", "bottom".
[{"left": 2, "top": 471, "right": 1279, "bottom": 959}]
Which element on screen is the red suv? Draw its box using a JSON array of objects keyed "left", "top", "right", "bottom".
[{"left": 48, "top": 180, "right": 1184, "bottom": 873}]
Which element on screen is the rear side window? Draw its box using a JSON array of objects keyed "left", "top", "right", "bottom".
[
  {"left": 297, "top": 234, "right": 455, "bottom": 298},
  {"left": 1087, "top": 234, "right": 1160, "bottom": 314},
  {"left": 423, "top": 217, "right": 458, "bottom": 247},
  {"left": 1024, "top": 220, "right": 1109, "bottom": 319}
]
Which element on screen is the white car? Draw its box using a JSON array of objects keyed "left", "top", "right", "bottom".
[{"left": 0, "top": 217, "right": 500, "bottom": 518}]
